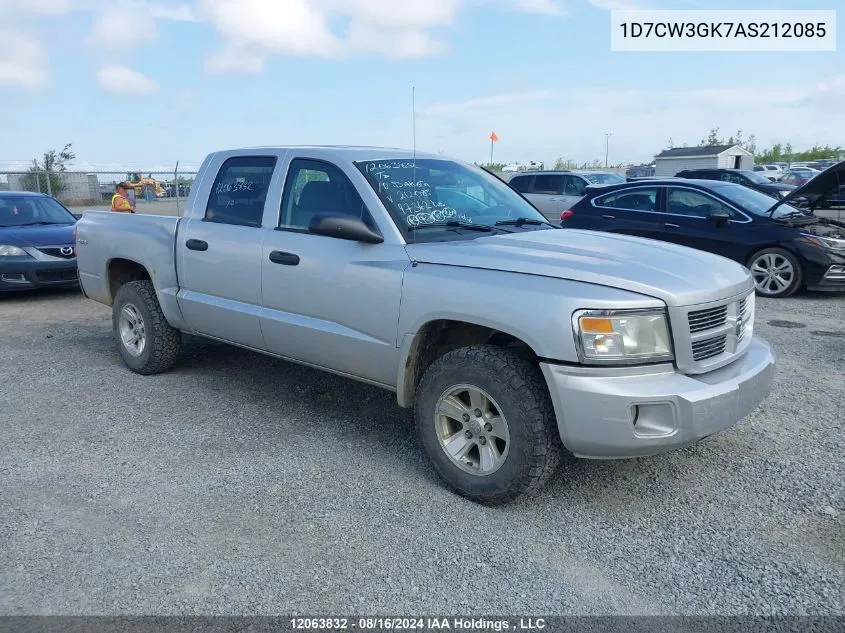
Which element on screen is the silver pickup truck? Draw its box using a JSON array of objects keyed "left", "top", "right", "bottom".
[{"left": 76, "top": 146, "right": 776, "bottom": 504}]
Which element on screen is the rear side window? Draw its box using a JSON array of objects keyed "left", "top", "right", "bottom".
[
  {"left": 205, "top": 156, "right": 277, "bottom": 227},
  {"left": 594, "top": 188, "right": 658, "bottom": 212},
  {"left": 531, "top": 175, "right": 563, "bottom": 195},
  {"left": 509, "top": 175, "right": 533, "bottom": 194}
]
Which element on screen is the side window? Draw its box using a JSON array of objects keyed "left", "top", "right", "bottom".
[
  {"left": 562, "top": 175, "right": 587, "bottom": 196},
  {"left": 205, "top": 156, "right": 276, "bottom": 227},
  {"left": 532, "top": 175, "right": 563, "bottom": 195},
  {"left": 595, "top": 188, "right": 658, "bottom": 212},
  {"left": 666, "top": 188, "right": 736, "bottom": 218},
  {"left": 509, "top": 175, "right": 533, "bottom": 194},
  {"left": 279, "top": 158, "right": 377, "bottom": 232}
]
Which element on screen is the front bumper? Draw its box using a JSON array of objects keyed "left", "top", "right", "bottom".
[
  {"left": 0, "top": 257, "right": 80, "bottom": 291},
  {"left": 540, "top": 336, "right": 775, "bottom": 459}
]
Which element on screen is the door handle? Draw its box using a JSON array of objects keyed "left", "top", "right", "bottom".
[
  {"left": 601, "top": 214, "right": 615, "bottom": 220},
  {"left": 269, "top": 250, "right": 300, "bottom": 266},
  {"left": 664, "top": 223, "right": 680, "bottom": 229},
  {"left": 185, "top": 239, "right": 208, "bottom": 251}
]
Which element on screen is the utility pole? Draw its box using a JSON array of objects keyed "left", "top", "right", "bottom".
[{"left": 605, "top": 132, "right": 612, "bottom": 168}]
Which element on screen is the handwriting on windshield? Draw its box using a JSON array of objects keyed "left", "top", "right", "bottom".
[{"left": 366, "top": 160, "right": 475, "bottom": 227}]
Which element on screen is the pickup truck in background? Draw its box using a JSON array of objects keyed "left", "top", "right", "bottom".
[{"left": 75, "top": 146, "right": 776, "bottom": 504}]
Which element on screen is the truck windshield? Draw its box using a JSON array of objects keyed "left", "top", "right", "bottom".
[
  {"left": 0, "top": 195, "right": 77, "bottom": 227},
  {"left": 354, "top": 158, "right": 550, "bottom": 238}
]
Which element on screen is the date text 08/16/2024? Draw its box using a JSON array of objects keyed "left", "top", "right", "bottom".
[{"left": 290, "top": 617, "right": 547, "bottom": 631}]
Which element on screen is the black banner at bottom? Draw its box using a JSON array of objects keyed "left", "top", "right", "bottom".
[{"left": 0, "top": 617, "right": 842, "bottom": 633}]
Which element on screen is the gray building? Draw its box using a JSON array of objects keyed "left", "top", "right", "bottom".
[{"left": 653, "top": 144, "right": 754, "bottom": 177}]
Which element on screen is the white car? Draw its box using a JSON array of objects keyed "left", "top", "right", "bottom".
[{"left": 753, "top": 164, "right": 783, "bottom": 181}]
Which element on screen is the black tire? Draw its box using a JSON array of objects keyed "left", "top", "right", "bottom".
[
  {"left": 112, "top": 280, "right": 181, "bottom": 374},
  {"left": 414, "top": 344, "right": 563, "bottom": 505},
  {"left": 746, "top": 247, "right": 804, "bottom": 298}
]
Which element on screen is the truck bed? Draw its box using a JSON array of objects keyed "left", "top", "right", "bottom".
[{"left": 76, "top": 211, "right": 182, "bottom": 308}]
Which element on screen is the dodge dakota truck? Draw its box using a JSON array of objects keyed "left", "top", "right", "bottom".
[{"left": 75, "top": 146, "right": 776, "bottom": 504}]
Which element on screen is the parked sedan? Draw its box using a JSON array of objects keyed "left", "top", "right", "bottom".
[
  {"left": 675, "top": 168, "right": 795, "bottom": 200},
  {"left": 780, "top": 168, "right": 820, "bottom": 187},
  {"left": 558, "top": 162, "right": 845, "bottom": 297},
  {"left": 506, "top": 170, "right": 623, "bottom": 222},
  {"left": 0, "top": 191, "right": 80, "bottom": 292}
]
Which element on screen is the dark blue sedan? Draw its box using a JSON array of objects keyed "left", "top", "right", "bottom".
[
  {"left": 559, "top": 163, "right": 845, "bottom": 298},
  {"left": 0, "top": 191, "right": 80, "bottom": 292}
]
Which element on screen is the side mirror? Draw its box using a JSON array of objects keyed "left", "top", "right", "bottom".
[
  {"left": 308, "top": 214, "right": 384, "bottom": 244},
  {"left": 708, "top": 210, "right": 731, "bottom": 227}
]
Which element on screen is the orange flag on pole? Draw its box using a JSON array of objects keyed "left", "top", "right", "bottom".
[{"left": 490, "top": 131, "right": 499, "bottom": 142}]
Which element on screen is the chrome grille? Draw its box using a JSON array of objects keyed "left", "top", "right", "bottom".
[
  {"left": 692, "top": 334, "right": 728, "bottom": 361},
  {"left": 670, "top": 290, "right": 756, "bottom": 374},
  {"left": 688, "top": 305, "right": 728, "bottom": 332}
]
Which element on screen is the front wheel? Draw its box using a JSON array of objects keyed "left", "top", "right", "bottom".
[
  {"left": 112, "top": 280, "right": 182, "bottom": 374},
  {"left": 747, "top": 247, "right": 803, "bottom": 298},
  {"left": 414, "top": 345, "right": 563, "bottom": 504}
]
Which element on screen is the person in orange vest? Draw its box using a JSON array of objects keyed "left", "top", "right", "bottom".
[{"left": 111, "top": 182, "right": 136, "bottom": 213}]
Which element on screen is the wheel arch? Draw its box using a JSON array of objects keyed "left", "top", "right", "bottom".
[
  {"left": 396, "top": 318, "right": 543, "bottom": 409},
  {"left": 106, "top": 257, "right": 187, "bottom": 330}
]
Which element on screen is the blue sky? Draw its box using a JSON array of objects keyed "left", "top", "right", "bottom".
[{"left": 0, "top": 0, "right": 842, "bottom": 172}]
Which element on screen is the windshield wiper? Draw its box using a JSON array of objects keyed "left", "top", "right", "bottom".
[
  {"left": 495, "top": 217, "right": 552, "bottom": 227},
  {"left": 407, "top": 221, "right": 503, "bottom": 233},
  {"left": 13, "top": 221, "right": 58, "bottom": 226}
]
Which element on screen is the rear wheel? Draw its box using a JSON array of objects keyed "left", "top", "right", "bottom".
[
  {"left": 747, "top": 247, "right": 803, "bottom": 298},
  {"left": 113, "top": 280, "right": 182, "bottom": 374},
  {"left": 414, "top": 344, "right": 563, "bottom": 505}
]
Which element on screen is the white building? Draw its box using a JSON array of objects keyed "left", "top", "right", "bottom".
[{"left": 653, "top": 144, "right": 754, "bottom": 177}]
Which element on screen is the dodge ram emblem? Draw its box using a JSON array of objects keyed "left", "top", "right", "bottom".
[
  {"left": 735, "top": 314, "right": 743, "bottom": 337},
  {"left": 60, "top": 246, "right": 73, "bottom": 256}
]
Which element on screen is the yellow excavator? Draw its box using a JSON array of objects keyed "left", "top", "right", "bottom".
[{"left": 125, "top": 173, "right": 167, "bottom": 198}]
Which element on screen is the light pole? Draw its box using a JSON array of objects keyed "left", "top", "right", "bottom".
[{"left": 604, "top": 132, "right": 612, "bottom": 168}]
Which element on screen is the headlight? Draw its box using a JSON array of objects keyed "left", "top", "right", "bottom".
[
  {"left": 0, "top": 245, "right": 28, "bottom": 256},
  {"left": 801, "top": 233, "right": 845, "bottom": 251},
  {"left": 572, "top": 308, "right": 674, "bottom": 365}
]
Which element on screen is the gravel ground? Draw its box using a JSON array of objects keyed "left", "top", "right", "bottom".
[{"left": 0, "top": 287, "right": 843, "bottom": 616}]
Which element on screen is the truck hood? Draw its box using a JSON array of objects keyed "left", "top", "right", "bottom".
[
  {"left": 0, "top": 223, "right": 76, "bottom": 247},
  {"left": 405, "top": 228, "right": 753, "bottom": 307}
]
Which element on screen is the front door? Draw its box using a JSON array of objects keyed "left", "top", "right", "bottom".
[
  {"left": 259, "top": 157, "right": 409, "bottom": 387},
  {"left": 660, "top": 186, "right": 751, "bottom": 262},
  {"left": 176, "top": 154, "right": 278, "bottom": 350}
]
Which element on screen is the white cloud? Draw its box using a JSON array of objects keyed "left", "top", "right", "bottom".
[
  {"left": 405, "top": 74, "right": 845, "bottom": 165},
  {"left": 97, "top": 65, "right": 160, "bottom": 94},
  {"left": 87, "top": 1, "right": 158, "bottom": 48},
  {"left": 147, "top": 2, "right": 198, "bottom": 21},
  {"left": 0, "top": 0, "right": 73, "bottom": 14},
  {"left": 0, "top": 30, "right": 48, "bottom": 88},
  {"left": 204, "top": 47, "right": 265, "bottom": 74},
  {"left": 515, "top": 0, "right": 567, "bottom": 16},
  {"left": 587, "top": 0, "right": 643, "bottom": 9}
]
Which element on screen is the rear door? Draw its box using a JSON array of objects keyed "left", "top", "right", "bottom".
[
  {"left": 660, "top": 186, "right": 754, "bottom": 261},
  {"left": 523, "top": 174, "right": 566, "bottom": 221},
  {"left": 176, "top": 153, "right": 283, "bottom": 350},
  {"left": 586, "top": 186, "right": 666, "bottom": 238}
]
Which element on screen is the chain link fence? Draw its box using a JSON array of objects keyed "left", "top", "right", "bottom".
[{"left": 0, "top": 169, "right": 198, "bottom": 215}]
